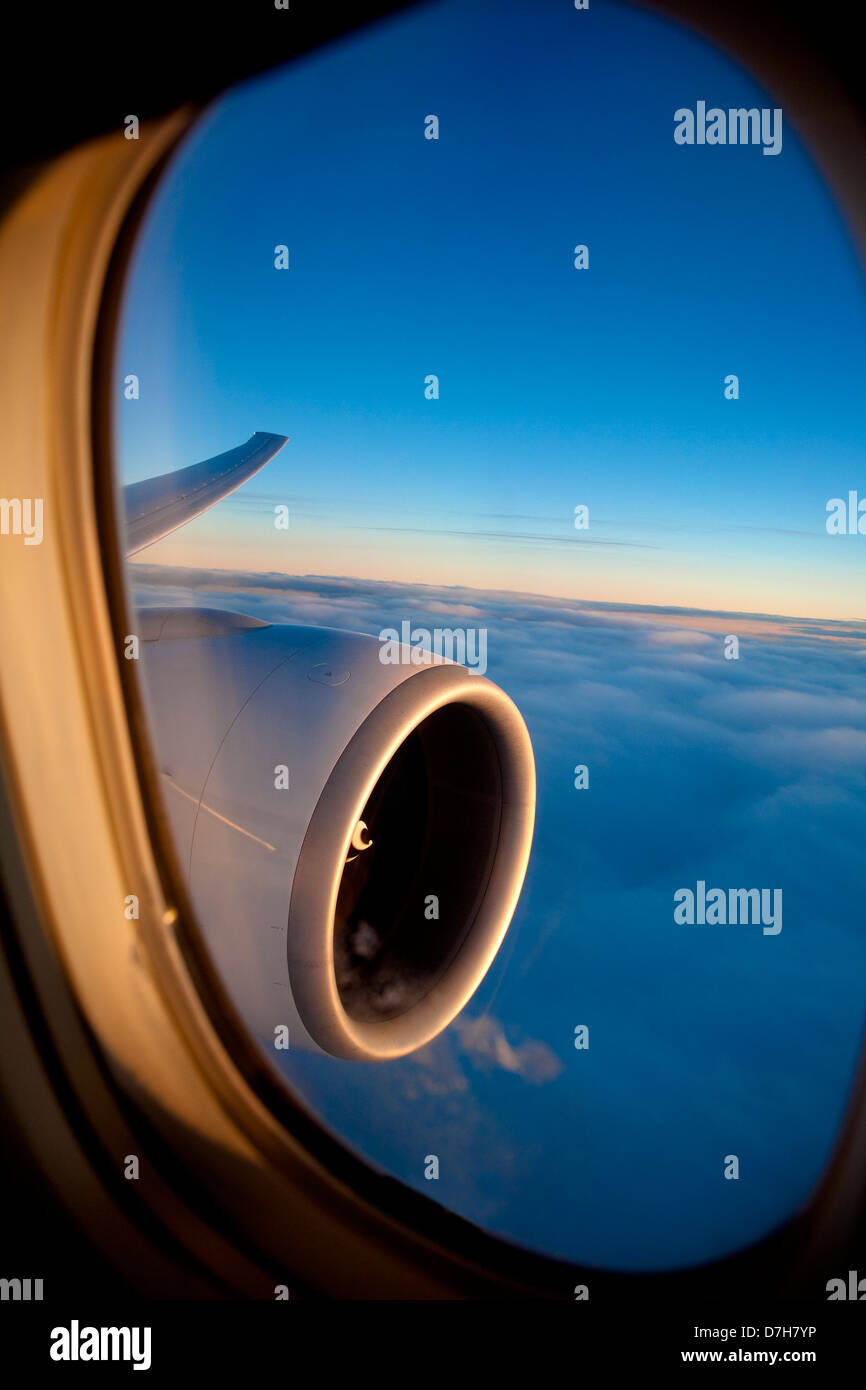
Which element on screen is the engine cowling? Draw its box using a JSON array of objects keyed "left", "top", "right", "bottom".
[{"left": 138, "top": 607, "right": 535, "bottom": 1060}]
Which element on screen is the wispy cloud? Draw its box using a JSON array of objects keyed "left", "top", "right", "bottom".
[{"left": 452, "top": 1015, "right": 563, "bottom": 1083}]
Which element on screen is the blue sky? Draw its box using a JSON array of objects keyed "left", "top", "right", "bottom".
[
  {"left": 117, "top": 0, "right": 866, "bottom": 1272},
  {"left": 118, "top": 0, "right": 866, "bottom": 618}
]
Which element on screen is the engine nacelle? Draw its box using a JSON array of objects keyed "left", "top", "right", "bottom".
[{"left": 138, "top": 608, "right": 535, "bottom": 1061}]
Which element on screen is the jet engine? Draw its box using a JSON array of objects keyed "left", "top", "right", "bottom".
[{"left": 138, "top": 607, "right": 535, "bottom": 1060}]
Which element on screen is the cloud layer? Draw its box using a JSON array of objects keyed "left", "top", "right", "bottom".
[{"left": 132, "top": 564, "right": 866, "bottom": 1270}]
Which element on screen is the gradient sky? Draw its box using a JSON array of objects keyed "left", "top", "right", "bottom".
[{"left": 118, "top": 0, "right": 866, "bottom": 619}]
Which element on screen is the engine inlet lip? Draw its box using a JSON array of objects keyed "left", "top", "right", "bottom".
[{"left": 287, "top": 662, "right": 536, "bottom": 1060}]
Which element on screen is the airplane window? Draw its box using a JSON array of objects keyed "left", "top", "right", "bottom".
[{"left": 113, "top": 0, "right": 866, "bottom": 1271}]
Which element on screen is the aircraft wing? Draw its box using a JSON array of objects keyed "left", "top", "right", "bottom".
[{"left": 123, "top": 430, "right": 289, "bottom": 556}]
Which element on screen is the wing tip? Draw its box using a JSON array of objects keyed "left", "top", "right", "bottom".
[{"left": 254, "top": 430, "right": 290, "bottom": 445}]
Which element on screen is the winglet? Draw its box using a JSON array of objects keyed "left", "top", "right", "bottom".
[{"left": 123, "top": 431, "right": 289, "bottom": 556}]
